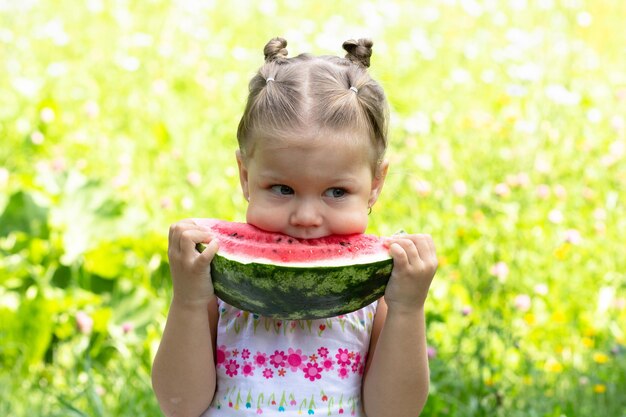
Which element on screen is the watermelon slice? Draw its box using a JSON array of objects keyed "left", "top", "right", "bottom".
[{"left": 193, "top": 218, "right": 392, "bottom": 319}]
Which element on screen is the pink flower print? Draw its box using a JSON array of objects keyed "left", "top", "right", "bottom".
[
  {"left": 290, "top": 399, "right": 297, "bottom": 406},
  {"left": 317, "top": 347, "right": 329, "bottom": 358},
  {"left": 256, "top": 408, "right": 263, "bottom": 414},
  {"left": 216, "top": 345, "right": 229, "bottom": 368},
  {"left": 225, "top": 359, "right": 239, "bottom": 377},
  {"left": 241, "top": 348, "right": 251, "bottom": 360},
  {"left": 303, "top": 362, "right": 323, "bottom": 381},
  {"left": 242, "top": 361, "right": 255, "bottom": 377},
  {"left": 254, "top": 352, "right": 268, "bottom": 367},
  {"left": 232, "top": 349, "right": 239, "bottom": 357},
  {"left": 262, "top": 368, "right": 274, "bottom": 379},
  {"left": 270, "top": 350, "right": 286, "bottom": 368},
  {"left": 338, "top": 367, "right": 349, "bottom": 379},
  {"left": 335, "top": 348, "right": 351, "bottom": 366},
  {"left": 287, "top": 348, "right": 307, "bottom": 371},
  {"left": 322, "top": 358, "right": 334, "bottom": 371},
  {"left": 278, "top": 368, "right": 286, "bottom": 377}
]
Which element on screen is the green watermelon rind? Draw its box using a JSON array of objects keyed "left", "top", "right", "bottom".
[{"left": 210, "top": 253, "right": 393, "bottom": 320}]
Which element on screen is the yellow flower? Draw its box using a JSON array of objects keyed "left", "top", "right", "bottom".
[
  {"left": 582, "top": 337, "right": 594, "bottom": 348},
  {"left": 593, "top": 352, "right": 609, "bottom": 364},
  {"left": 554, "top": 244, "right": 570, "bottom": 260},
  {"left": 523, "top": 313, "right": 535, "bottom": 326},
  {"left": 544, "top": 358, "right": 563, "bottom": 373},
  {"left": 551, "top": 311, "right": 566, "bottom": 324},
  {"left": 593, "top": 384, "right": 606, "bottom": 394}
]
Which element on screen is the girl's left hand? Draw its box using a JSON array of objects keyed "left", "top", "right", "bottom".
[{"left": 383, "top": 234, "right": 438, "bottom": 313}]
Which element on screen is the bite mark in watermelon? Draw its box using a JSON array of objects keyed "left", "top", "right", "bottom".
[{"left": 194, "top": 218, "right": 392, "bottom": 320}]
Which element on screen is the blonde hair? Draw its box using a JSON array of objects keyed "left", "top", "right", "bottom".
[{"left": 237, "top": 37, "right": 389, "bottom": 168}]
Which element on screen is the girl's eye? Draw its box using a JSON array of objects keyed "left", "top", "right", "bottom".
[
  {"left": 271, "top": 185, "right": 294, "bottom": 195},
  {"left": 324, "top": 188, "right": 347, "bottom": 198}
]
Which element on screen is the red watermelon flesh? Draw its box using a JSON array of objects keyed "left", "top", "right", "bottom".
[{"left": 193, "top": 218, "right": 390, "bottom": 266}]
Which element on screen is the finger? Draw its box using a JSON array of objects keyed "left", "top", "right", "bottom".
[
  {"left": 198, "top": 239, "right": 219, "bottom": 266},
  {"left": 170, "top": 221, "right": 211, "bottom": 251},
  {"left": 180, "top": 229, "right": 215, "bottom": 255},
  {"left": 389, "top": 242, "right": 409, "bottom": 269},
  {"left": 388, "top": 238, "right": 419, "bottom": 266},
  {"left": 408, "top": 235, "right": 431, "bottom": 260},
  {"left": 412, "top": 234, "right": 437, "bottom": 265},
  {"left": 424, "top": 234, "right": 438, "bottom": 266}
]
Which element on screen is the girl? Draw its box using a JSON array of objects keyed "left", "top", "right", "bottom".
[{"left": 152, "top": 37, "right": 438, "bottom": 417}]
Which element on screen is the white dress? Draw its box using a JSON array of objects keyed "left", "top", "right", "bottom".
[{"left": 201, "top": 298, "right": 378, "bottom": 416}]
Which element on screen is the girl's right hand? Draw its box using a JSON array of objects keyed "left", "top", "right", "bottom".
[{"left": 167, "top": 219, "right": 219, "bottom": 307}]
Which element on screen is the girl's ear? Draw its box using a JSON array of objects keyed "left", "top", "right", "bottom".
[
  {"left": 368, "top": 159, "right": 389, "bottom": 208},
  {"left": 236, "top": 149, "right": 250, "bottom": 202}
]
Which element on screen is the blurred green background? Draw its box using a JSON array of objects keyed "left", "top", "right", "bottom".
[{"left": 1, "top": 0, "right": 625, "bottom": 416}]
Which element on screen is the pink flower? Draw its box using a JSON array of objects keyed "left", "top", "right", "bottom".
[
  {"left": 187, "top": 171, "right": 202, "bottom": 187},
  {"left": 216, "top": 345, "right": 228, "bottom": 367},
  {"left": 553, "top": 184, "right": 567, "bottom": 199},
  {"left": 290, "top": 399, "right": 297, "bottom": 406},
  {"left": 335, "top": 348, "right": 351, "bottom": 366},
  {"left": 269, "top": 350, "right": 285, "bottom": 368},
  {"left": 253, "top": 352, "right": 267, "bottom": 367},
  {"left": 317, "top": 347, "right": 329, "bottom": 358},
  {"left": 303, "top": 362, "right": 323, "bottom": 381},
  {"left": 256, "top": 408, "right": 263, "bottom": 414},
  {"left": 453, "top": 180, "right": 467, "bottom": 196},
  {"left": 225, "top": 360, "right": 239, "bottom": 377},
  {"left": 490, "top": 262, "right": 509, "bottom": 281},
  {"left": 76, "top": 311, "right": 93, "bottom": 334},
  {"left": 338, "top": 367, "right": 350, "bottom": 379},
  {"left": 514, "top": 294, "right": 532, "bottom": 312},
  {"left": 121, "top": 322, "right": 133, "bottom": 334},
  {"left": 548, "top": 209, "right": 564, "bottom": 224},
  {"left": 563, "top": 229, "right": 583, "bottom": 245},
  {"left": 262, "top": 368, "right": 274, "bottom": 379},
  {"left": 286, "top": 348, "right": 307, "bottom": 371},
  {"left": 427, "top": 346, "right": 437, "bottom": 359},
  {"left": 461, "top": 306, "right": 472, "bottom": 316},
  {"left": 534, "top": 283, "right": 549, "bottom": 296},
  {"left": 242, "top": 361, "right": 255, "bottom": 377},
  {"left": 241, "top": 348, "right": 251, "bottom": 360},
  {"left": 536, "top": 184, "right": 550, "bottom": 199},
  {"left": 322, "top": 358, "right": 334, "bottom": 371},
  {"left": 494, "top": 183, "right": 511, "bottom": 197}
]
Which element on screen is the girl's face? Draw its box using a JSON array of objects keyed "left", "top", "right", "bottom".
[{"left": 236, "top": 133, "right": 387, "bottom": 239}]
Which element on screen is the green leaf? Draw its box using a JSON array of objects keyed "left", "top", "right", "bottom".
[{"left": 0, "top": 191, "right": 49, "bottom": 238}]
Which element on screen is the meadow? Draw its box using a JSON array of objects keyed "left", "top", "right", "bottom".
[{"left": 1, "top": 0, "right": 625, "bottom": 416}]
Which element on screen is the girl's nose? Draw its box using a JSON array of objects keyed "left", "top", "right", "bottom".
[{"left": 289, "top": 199, "right": 322, "bottom": 227}]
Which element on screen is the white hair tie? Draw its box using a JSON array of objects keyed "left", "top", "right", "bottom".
[
  {"left": 349, "top": 86, "right": 359, "bottom": 93},
  {"left": 266, "top": 77, "right": 275, "bottom": 83}
]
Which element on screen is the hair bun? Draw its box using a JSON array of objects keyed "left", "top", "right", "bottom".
[
  {"left": 342, "top": 38, "right": 373, "bottom": 68},
  {"left": 264, "top": 37, "right": 289, "bottom": 62}
]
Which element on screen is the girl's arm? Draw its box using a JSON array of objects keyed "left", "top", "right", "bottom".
[
  {"left": 362, "top": 235, "right": 437, "bottom": 417},
  {"left": 152, "top": 220, "right": 220, "bottom": 417}
]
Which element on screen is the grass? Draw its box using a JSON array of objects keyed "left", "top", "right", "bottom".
[{"left": 1, "top": 0, "right": 625, "bottom": 415}]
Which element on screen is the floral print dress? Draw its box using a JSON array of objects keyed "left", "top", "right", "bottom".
[{"left": 201, "top": 298, "right": 378, "bottom": 416}]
